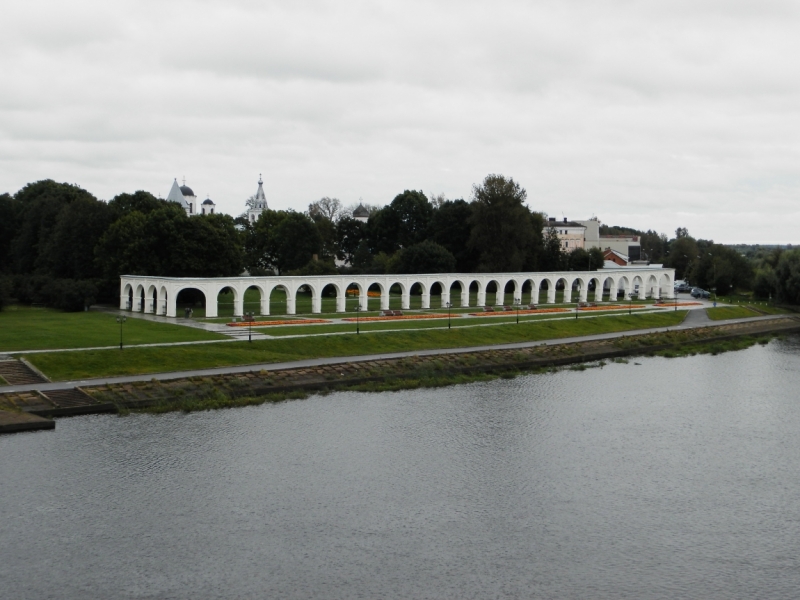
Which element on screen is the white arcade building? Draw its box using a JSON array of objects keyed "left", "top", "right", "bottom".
[{"left": 120, "top": 267, "right": 675, "bottom": 318}]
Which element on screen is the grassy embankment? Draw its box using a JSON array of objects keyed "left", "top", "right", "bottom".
[
  {"left": 706, "top": 306, "right": 761, "bottom": 321},
  {"left": 0, "top": 305, "right": 225, "bottom": 352},
  {"left": 125, "top": 329, "right": 783, "bottom": 415},
  {"left": 24, "top": 311, "right": 687, "bottom": 381}
]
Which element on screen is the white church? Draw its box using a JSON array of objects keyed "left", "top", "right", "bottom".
[
  {"left": 165, "top": 175, "right": 267, "bottom": 221},
  {"left": 166, "top": 179, "right": 216, "bottom": 216}
]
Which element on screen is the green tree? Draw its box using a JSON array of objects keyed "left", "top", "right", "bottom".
[
  {"left": 468, "top": 174, "right": 534, "bottom": 272},
  {"left": 539, "top": 225, "right": 565, "bottom": 271},
  {"left": 335, "top": 216, "right": 367, "bottom": 264},
  {"left": 10, "top": 180, "right": 98, "bottom": 274},
  {"left": 429, "top": 199, "right": 479, "bottom": 272},
  {"left": 387, "top": 241, "right": 457, "bottom": 274},
  {"left": 108, "top": 191, "right": 163, "bottom": 219},
  {"left": 665, "top": 235, "right": 699, "bottom": 280},
  {"left": 245, "top": 210, "right": 321, "bottom": 274},
  {"left": 368, "top": 190, "right": 432, "bottom": 254},
  {"left": 0, "top": 193, "right": 21, "bottom": 274},
  {"left": 772, "top": 249, "right": 800, "bottom": 304}
]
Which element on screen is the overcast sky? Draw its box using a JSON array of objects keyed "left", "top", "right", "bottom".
[{"left": 2, "top": 0, "right": 799, "bottom": 243}]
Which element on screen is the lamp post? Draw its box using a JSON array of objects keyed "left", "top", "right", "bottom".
[
  {"left": 446, "top": 301, "right": 452, "bottom": 329},
  {"left": 116, "top": 315, "right": 126, "bottom": 350},
  {"left": 514, "top": 297, "right": 521, "bottom": 324},
  {"left": 245, "top": 311, "right": 254, "bottom": 342},
  {"left": 354, "top": 304, "right": 361, "bottom": 335}
]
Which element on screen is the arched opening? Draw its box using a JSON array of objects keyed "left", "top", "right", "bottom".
[
  {"left": 367, "top": 282, "right": 384, "bottom": 311},
  {"left": 388, "top": 283, "right": 406, "bottom": 310},
  {"left": 136, "top": 285, "right": 145, "bottom": 312},
  {"left": 215, "top": 286, "right": 239, "bottom": 318},
  {"left": 632, "top": 276, "right": 644, "bottom": 299},
  {"left": 571, "top": 278, "right": 582, "bottom": 302},
  {"left": 147, "top": 285, "right": 157, "bottom": 314},
  {"left": 429, "top": 281, "right": 445, "bottom": 308},
  {"left": 485, "top": 280, "right": 500, "bottom": 305},
  {"left": 502, "top": 280, "right": 516, "bottom": 305},
  {"left": 539, "top": 279, "right": 552, "bottom": 304},
  {"left": 449, "top": 280, "right": 466, "bottom": 307},
  {"left": 555, "top": 277, "right": 569, "bottom": 303},
  {"left": 589, "top": 277, "right": 602, "bottom": 302},
  {"left": 617, "top": 276, "right": 630, "bottom": 299},
  {"left": 321, "top": 283, "right": 340, "bottom": 313},
  {"left": 601, "top": 277, "right": 615, "bottom": 301},
  {"left": 244, "top": 285, "right": 265, "bottom": 316},
  {"left": 268, "top": 285, "right": 291, "bottom": 316},
  {"left": 520, "top": 280, "right": 534, "bottom": 305},
  {"left": 159, "top": 286, "right": 168, "bottom": 315},
  {"left": 647, "top": 275, "right": 660, "bottom": 299},
  {"left": 409, "top": 282, "right": 425, "bottom": 310},
  {"left": 659, "top": 273, "right": 673, "bottom": 298},
  {"left": 469, "top": 280, "right": 481, "bottom": 306},
  {"left": 176, "top": 288, "right": 206, "bottom": 318},
  {"left": 124, "top": 284, "right": 133, "bottom": 311}
]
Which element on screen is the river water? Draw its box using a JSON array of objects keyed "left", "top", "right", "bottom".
[{"left": 2, "top": 337, "right": 800, "bottom": 599}]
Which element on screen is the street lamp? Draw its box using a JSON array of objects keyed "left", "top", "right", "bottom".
[
  {"left": 116, "top": 315, "right": 127, "bottom": 350},
  {"left": 354, "top": 304, "right": 361, "bottom": 335},
  {"left": 245, "top": 311, "right": 254, "bottom": 342},
  {"left": 514, "top": 297, "right": 521, "bottom": 324},
  {"left": 446, "top": 301, "right": 452, "bottom": 329}
]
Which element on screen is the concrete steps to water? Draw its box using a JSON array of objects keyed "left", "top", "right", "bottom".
[{"left": 0, "top": 359, "right": 48, "bottom": 385}]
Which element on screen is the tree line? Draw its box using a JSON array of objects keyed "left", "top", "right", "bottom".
[{"left": 1, "top": 175, "right": 798, "bottom": 311}]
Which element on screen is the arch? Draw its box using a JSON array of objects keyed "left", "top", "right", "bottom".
[
  {"left": 386, "top": 282, "right": 407, "bottom": 310},
  {"left": 617, "top": 275, "right": 631, "bottom": 300},
  {"left": 659, "top": 272, "right": 674, "bottom": 299},
  {"left": 135, "top": 284, "right": 145, "bottom": 312},
  {"left": 343, "top": 281, "right": 368, "bottom": 312},
  {"left": 175, "top": 287, "right": 207, "bottom": 318},
  {"left": 266, "top": 283, "right": 292, "bottom": 315},
  {"left": 449, "top": 279, "right": 468, "bottom": 307},
  {"left": 484, "top": 279, "right": 501, "bottom": 306},
  {"left": 554, "top": 277, "right": 569, "bottom": 303},
  {"left": 520, "top": 279, "right": 536, "bottom": 305},
  {"left": 159, "top": 285, "right": 168, "bottom": 315},
  {"left": 429, "top": 280, "right": 447, "bottom": 308},
  {"left": 601, "top": 276, "right": 616, "bottom": 301},
  {"left": 631, "top": 275, "right": 647, "bottom": 300},
  {"left": 408, "top": 281, "right": 428, "bottom": 309},
  {"left": 540, "top": 277, "right": 556, "bottom": 304},
  {"left": 320, "top": 282, "right": 342, "bottom": 313},
  {"left": 499, "top": 279, "right": 517, "bottom": 306},
  {"left": 215, "top": 285, "right": 241, "bottom": 318},
  {"left": 244, "top": 284, "right": 267, "bottom": 316},
  {"left": 587, "top": 276, "right": 603, "bottom": 302},
  {"left": 646, "top": 274, "right": 660, "bottom": 299},
  {"left": 570, "top": 276, "right": 588, "bottom": 302},
  {"left": 367, "top": 281, "right": 385, "bottom": 312},
  {"left": 122, "top": 283, "right": 133, "bottom": 311},
  {"left": 146, "top": 284, "right": 157, "bottom": 314}
]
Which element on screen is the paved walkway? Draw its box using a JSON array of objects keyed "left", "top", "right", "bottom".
[{"left": 2, "top": 311, "right": 795, "bottom": 395}]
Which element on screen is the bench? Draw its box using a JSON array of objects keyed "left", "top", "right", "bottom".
[
  {"left": 527, "top": 304, "right": 537, "bottom": 310},
  {"left": 503, "top": 305, "right": 513, "bottom": 311},
  {"left": 242, "top": 314, "right": 255, "bottom": 322},
  {"left": 483, "top": 306, "right": 495, "bottom": 312},
  {"left": 381, "top": 310, "right": 403, "bottom": 317}
]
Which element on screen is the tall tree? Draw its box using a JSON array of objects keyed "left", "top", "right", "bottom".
[
  {"left": 0, "top": 193, "right": 21, "bottom": 274},
  {"left": 368, "top": 190, "right": 432, "bottom": 254},
  {"left": 429, "top": 199, "right": 479, "bottom": 272},
  {"left": 468, "top": 174, "right": 533, "bottom": 272},
  {"left": 335, "top": 216, "right": 367, "bottom": 264}
]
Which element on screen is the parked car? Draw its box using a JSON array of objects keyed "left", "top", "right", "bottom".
[
  {"left": 691, "top": 288, "right": 711, "bottom": 299},
  {"left": 675, "top": 282, "right": 692, "bottom": 293}
]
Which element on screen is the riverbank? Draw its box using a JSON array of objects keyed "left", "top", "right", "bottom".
[{"left": 2, "top": 315, "right": 797, "bottom": 430}]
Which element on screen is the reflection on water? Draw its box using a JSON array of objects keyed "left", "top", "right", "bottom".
[{"left": 2, "top": 337, "right": 800, "bottom": 599}]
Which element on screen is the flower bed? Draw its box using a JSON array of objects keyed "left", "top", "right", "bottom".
[
  {"left": 655, "top": 302, "right": 702, "bottom": 307},
  {"left": 577, "top": 305, "right": 648, "bottom": 311},
  {"left": 341, "top": 313, "right": 461, "bottom": 322},
  {"left": 467, "top": 308, "right": 569, "bottom": 317},
  {"left": 226, "top": 319, "right": 331, "bottom": 327}
]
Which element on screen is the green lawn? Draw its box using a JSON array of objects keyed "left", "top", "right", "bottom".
[
  {"left": 0, "top": 305, "right": 226, "bottom": 352},
  {"left": 706, "top": 306, "right": 760, "bottom": 321},
  {"left": 24, "top": 311, "right": 687, "bottom": 381}
]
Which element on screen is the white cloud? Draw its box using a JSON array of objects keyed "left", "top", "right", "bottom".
[{"left": 1, "top": 0, "right": 799, "bottom": 242}]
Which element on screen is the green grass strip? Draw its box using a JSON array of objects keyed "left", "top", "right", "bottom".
[
  {"left": 24, "top": 311, "right": 687, "bottom": 381},
  {"left": 706, "top": 306, "right": 760, "bottom": 321},
  {"left": 0, "top": 305, "right": 226, "bottom": 352}
]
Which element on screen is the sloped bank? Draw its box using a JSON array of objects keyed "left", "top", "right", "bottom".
[
  {"left": 83, "top": 316, "right": 800, "bottom": 414},
  {"left": 1, "top": 316, "right": 798, "bottom": 426}
]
